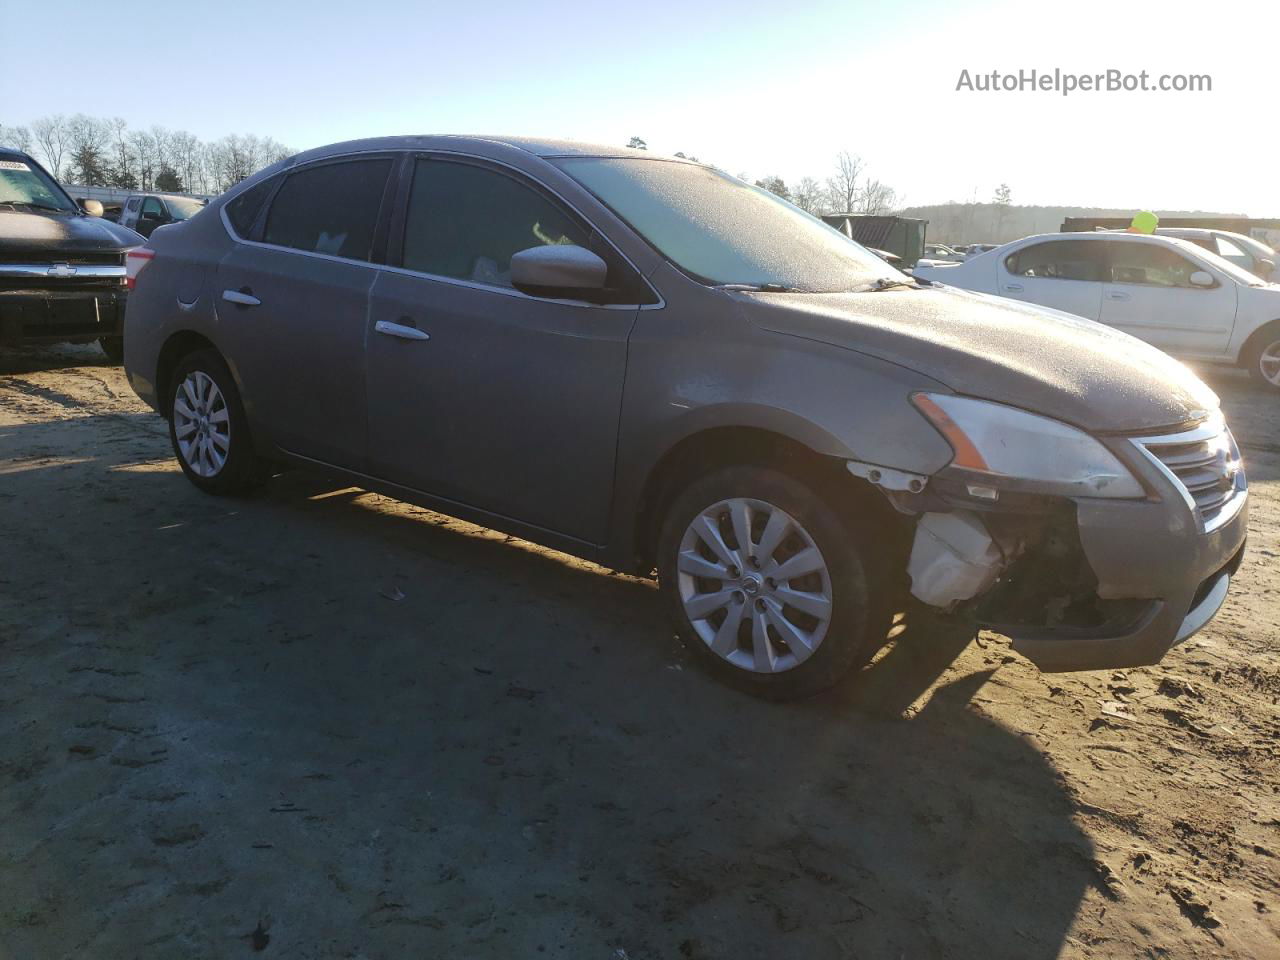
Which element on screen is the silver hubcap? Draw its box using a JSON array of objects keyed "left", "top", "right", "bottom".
[
  {"left": 676, "top": 498, "right": 833, "bottom": 674},
  {"left": 173, "top": 371, "right": 230, "bottom": 478},
  {"left": 1260, "top": 341, "right": 1280, "bottom": 386}
]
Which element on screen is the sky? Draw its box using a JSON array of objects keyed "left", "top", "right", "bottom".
[{"left": 4, "top": 0, "right": 1277, "bottom": 213}]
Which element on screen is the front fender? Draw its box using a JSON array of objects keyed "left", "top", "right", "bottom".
[{"left": 603, "top": 284, "right": 954, "bottom": 567}]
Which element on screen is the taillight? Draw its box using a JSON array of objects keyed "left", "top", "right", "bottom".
[{"left": 125, "top": 248, "right": 155, "bottom": 291}]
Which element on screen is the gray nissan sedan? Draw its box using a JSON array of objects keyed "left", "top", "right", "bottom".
[{"left": 123, "top": 136, "right": 1248, "bottom": 699}]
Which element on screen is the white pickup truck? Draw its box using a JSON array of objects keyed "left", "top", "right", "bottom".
[{"left": 913, "top": 232, "right": 1280, "bottom": 391}]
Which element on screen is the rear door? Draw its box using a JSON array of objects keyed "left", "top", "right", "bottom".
[
  {"left": 215, "top": 154, "right": 397, "bottom": 469},
  {"left": 1099, "top": 239, "right": 1237, "bottom": 356},
  {"left": 365, "top": 155, "right": 651, "bottom": 543},
  {"left": 998, "top": 239, "right": 1105, "bottom": 320}
]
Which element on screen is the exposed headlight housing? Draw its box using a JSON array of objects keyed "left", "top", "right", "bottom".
[{"left": 912, "top": 393, "right": 1145, "bottom": 499}]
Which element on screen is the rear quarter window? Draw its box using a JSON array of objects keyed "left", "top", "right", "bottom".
[{"left": 224, "top": 176, "right": 279, "bottom": 238}]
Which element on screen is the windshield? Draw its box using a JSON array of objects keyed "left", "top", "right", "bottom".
[
  {"left": 0, "top": 157, "right": 77, "bottom": 212},
  {"left": 165, "top": 196, "right": 204, "bottom": 221},
  {"left": 1166, "top": 236, "right": 1268, "bottom": 287},
  {"left": 1223, "top": 231, "right": 1276, "bottom": 260},
  {"left": 553, "top": 157, "right": 902, "bottom": 292}
]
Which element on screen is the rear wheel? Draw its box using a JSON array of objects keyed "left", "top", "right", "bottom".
[
  {"left": 657, "top": 464, "right": 892, "bottom": 700},
  {"left": 1245, "top": 327, "right": 1280, "bottom": 391},
  {"left": 99, "top": 337, "right": 124, "bottom": 364},
  {"left": 168, "top": 349, "right": 266, "bottom": 495}
]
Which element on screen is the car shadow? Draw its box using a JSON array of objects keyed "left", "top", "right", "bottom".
[
  {"left": 0, "top": 416, "right": 1098, "bottom": 959},
  {"left": 0, "top": 341, "right": 118, "bottom": 376}
]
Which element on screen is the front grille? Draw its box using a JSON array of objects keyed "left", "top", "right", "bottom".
[{"left": 1134, "top": 416, "right": 1244, "bottom": 526}]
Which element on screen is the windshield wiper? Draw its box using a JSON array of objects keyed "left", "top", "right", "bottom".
[
  {"left": 714, "top": 282, "right": 800, "bottom": 293},
  {"left": 860, "top": 277, "right": 921, "bottom": 292},
  {"left": 0, "top": 200, "right": 68, "bottom": 213}
]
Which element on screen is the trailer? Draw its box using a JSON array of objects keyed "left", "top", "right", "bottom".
[{"left": 821, "top": 214, "right": 928, "bottom": 268}]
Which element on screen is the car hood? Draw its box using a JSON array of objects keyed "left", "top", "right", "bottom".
[
  {"left": 742, "top": 285, "right": 1219, "bottom": 433},
  {"left": 0, "top": 209, "right": 143, "bottom": 257}
]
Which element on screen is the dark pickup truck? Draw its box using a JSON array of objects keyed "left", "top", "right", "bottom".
[{"left": 1, "top": 148, "right": 142, "bottom": 362}]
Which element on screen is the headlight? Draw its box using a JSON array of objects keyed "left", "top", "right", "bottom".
[{"left": 912, "top": 393, "right": 1145, "bottom": 499}]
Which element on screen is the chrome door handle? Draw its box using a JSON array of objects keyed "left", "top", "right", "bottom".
[
  {"left": 375, "top": 320, "right": 430, "bottom": 341},
  {"left": 222, "top": 288, "right": 261, "bottom": 307},
  {"left": 1107, "top": 291, "right": 1131, "bottom": 301},
  {"left": 1004, "top": 283, "right": 1024, "bottom": 292}
]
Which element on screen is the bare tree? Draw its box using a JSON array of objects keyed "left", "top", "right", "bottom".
[
  {"left": 170, "top": 131, "right": 202, "bottom": 194},
  {"left": 825, "top": 150, "right": 863, "bottom": 214},
  {"left": 128, "top": 129, "right": 156, "bottom": 191},
  {"left": 0, "top": 124, "right": 32, "bottom": 152},
  {"left": 106, "top": 117, "right": 136, "bottom": 189},
  {"left": 65, "top": 114, "right": 112, "bottom": 185},
  {"left": 791, "top": 176, "right": 825, "bottom": 214},
  {"left": 858, "top": 178, "right": 899, "bottom": 215},
  {"left": 32, "top": 115, "right": 69, "bottom": 178}
]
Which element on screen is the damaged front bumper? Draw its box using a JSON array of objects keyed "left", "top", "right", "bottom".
[{"left": 868, "top": 415, "right": 1249, "bottom": 673}]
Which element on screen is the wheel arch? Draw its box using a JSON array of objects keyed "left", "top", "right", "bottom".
[
  {"left": 626, "top": 416, "right": 893, "bottom": 575},
  {"left": 155, "top": 330, "right": 221, "bottom": 416},
  {"left": 1238, "top": 317, "right": 1280, "bottom": 367}
]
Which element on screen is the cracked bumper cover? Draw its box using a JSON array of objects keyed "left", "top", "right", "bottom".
[{"left": 1007, "top": 456, "right": 1248, "bottom": 673}]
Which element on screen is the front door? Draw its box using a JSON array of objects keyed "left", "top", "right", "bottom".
[
  {"left": 1100, "top": 239, "right": 1237, "bottom": 356},
  {"left": 366, "top": 157, "right": 643, "bottom": 544}
]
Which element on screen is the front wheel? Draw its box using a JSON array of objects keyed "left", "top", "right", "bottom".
[
  {"left": 657, "top": 465, "right": 893, "bottom": 700},
  {"left": 168, "top": 349, "right": 266, "bottom": 495},
  {"left": 1245, "top": 327, "right": 1280, "bottom": 391}
]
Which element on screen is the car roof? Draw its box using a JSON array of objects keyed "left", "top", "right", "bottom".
[
  {"left": 288, "top": 134, "right": 692, "bottom": 166},
  {"left": 0, "top": 146, "right": 33, "bottom": 162},
  {"left": 1156, "top": 227, "right": 1213, "bottom": 238}
]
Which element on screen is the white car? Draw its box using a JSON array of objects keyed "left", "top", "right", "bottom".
[
  {"left": 913, "top": 232, "right": 1280, "bottom": 391},
  {"left": 1155, "top": 228, "right": 1280, "bottom": 283}
]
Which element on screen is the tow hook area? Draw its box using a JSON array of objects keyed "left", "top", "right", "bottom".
[{"left": 907, "top": 511, "right": 1005, "bottom": 608}]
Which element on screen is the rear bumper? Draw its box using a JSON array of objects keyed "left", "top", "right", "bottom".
[
  {"left": 0, "top": 288, "right": 126, "bottom": 344},
  {"left": 1007, "top": 436, "right": 1248, "bottom": 672}
]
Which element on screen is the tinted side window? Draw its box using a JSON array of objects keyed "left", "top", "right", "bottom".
[
  {"left": 263, "top": 159, "right": 392, "bottom": 261},
  {"left": 225, "top": 176, "right": 277, "bottom": 238},
  {"left": 141, "top": 196, "right": 163, "bottom": 216},
  {"left": 1004, "top": 240, "right": 1103, "bottom": 282},
  {"left": 402, "top": 160, "right": 589, "bottom": 287},
  {"left": 1108, "top": 243, "right": 1202, "bottom": 287}
]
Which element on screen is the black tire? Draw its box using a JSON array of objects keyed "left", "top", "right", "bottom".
[
  {"left": 657, "top": 464, "right": 895, "bottom": 701},
  {"left": 167, "top": 349, "right": 266, "bottom": 496},
  {"left": 99, "top": 336, "right": 124, "bottom": 364},
  {"left": 1243, "top": 324, "right": 1280, "bottom": 391}
]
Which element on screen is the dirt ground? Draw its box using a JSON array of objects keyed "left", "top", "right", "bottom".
[{"left": 1, "top": 344, "right": 1277, "bottom": 960}]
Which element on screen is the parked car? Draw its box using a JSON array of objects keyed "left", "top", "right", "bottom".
[
  {"left": 865, "top": 247, "right": 904, "bottom": 267},
  {"left": 964, "top": 243, "right": 999, "bottom": 258},
  {"left": 914, "top": 232, "right": 1280, "bottom": 390},
  {"left": 924, "top": 242, "right": 964, "bottom": 262},
  {"left": 118, "top": 193, "right": 206, "bottom": 238},
  {"left": 1, "top": 147, "right": 141, "bottom": 361},
  {"left": 1154, "top": 227, "right": 1279, "bottom": 283},
  {"left": 123, "top": 136, "right": 1247, "bottom": 699}
]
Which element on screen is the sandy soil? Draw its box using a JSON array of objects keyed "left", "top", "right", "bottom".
[{"left": 1, "top": 344, "right": 1277, "bottom": 959}]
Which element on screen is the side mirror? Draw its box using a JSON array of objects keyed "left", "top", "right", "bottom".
[
  {"left": 1257, "top": 258, "right": 1275, "bottom": 275},
  {"left": 511, "top": 244, "right": 607, "bottom": 299},
  {"left": 1189, "top": 270, "right": 1215, "bottom": 288},
  {"left": 79, "top": 199, "right": 104, "bottom": 217}
]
